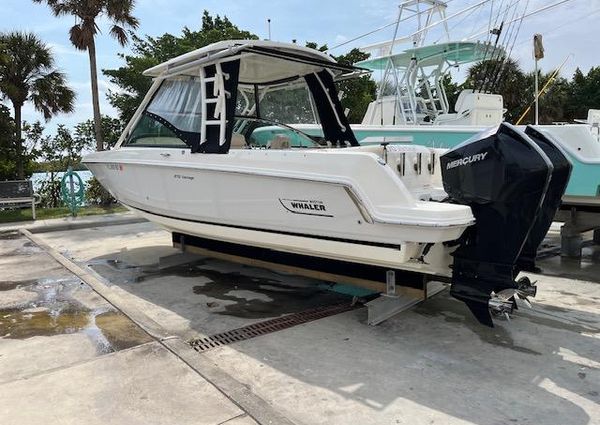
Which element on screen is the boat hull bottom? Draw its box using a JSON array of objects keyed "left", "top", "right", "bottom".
[{"left": 172, "top": 232, "right": 451, "bottom": 295}]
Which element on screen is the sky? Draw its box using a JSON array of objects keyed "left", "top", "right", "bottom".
[{"left": 1, "top": 0, "right": 599, "bottom": 133}]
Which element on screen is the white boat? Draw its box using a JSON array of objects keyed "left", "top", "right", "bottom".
[
  {"left": 84, "top": 40, "right": 568, "bottom": 326},
  {"left": 280, "top": 1, "right": 600, "bottom": 207}
]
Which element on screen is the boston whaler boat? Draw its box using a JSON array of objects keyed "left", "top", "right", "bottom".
[{"left": 84, "top": 40, "right": 571, "bottom": 326}]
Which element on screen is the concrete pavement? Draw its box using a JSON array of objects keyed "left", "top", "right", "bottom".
[
  {"left": 1, "top": 215, "right": 599, "bottom": 424},
  {"left": 0, "top": 229, "right": 260, "bottom": 425}
]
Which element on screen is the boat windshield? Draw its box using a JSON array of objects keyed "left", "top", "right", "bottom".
[
  {"left": 123, "top": 76, "right": 323, "bottom": 150},
  {"left": 232, "top": 116, "right": 323, "bottom": 149}
]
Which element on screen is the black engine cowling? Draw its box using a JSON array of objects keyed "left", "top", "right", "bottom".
[
  {"left": 441, "top": 123, "right": 557, "bottom": 326},
  {"left": 517, "top": 126, "right": 573, "bottom": 272}
]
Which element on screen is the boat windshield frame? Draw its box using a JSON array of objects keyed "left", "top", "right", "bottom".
[{"left": 117, "top": 41, "right": 365, "bottom": 153}]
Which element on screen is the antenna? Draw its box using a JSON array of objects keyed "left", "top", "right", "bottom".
[{"left": 267, "top": 18, "right": 272, "bottom": 40}]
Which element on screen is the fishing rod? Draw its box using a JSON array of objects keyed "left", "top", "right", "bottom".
[
  {"left": 466, "top": 0, "right": 575, "bottom": 41},
  {"left": 485, "top": 0, "right": 530, "bottom": 92},
  {"left": 515, "top": 54, "right": 572, "bottom": 125},
  {"left": 480, "top": 6, "right": 512, "bottom": 91},
  {"left": 483, "top": 0, "right": 524, "bottom": 92},
  {"left": 476, "top": 0, "right": 520, "bottom": 92},
  {"left": 332, "top": 0, "right": 495, "bottom": 54},
  {"left": 474, "top": 0, "right": 505, "bottom": 91},
  {"left": 487, "top": 3, "right": 529, "bottom": 91},
  {"left": 327, "top": 0, "right": 459, "bottom": 52}
]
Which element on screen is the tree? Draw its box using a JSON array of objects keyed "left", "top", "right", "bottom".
[
  {"left": 334, "top": 48, "right": 377, "bottom": 123},
  {"left": 462, "top": 58, "right": 531, "bottom": 122},
  {"left": 74, "top": 115, "right": 124, "bottom": 149},
  {"left": 565, "top": 67, "right": 600, "bottom": 120},
  {"left": 104, "top": 11, "right": 257, "bottom": 123},
  {"left": 441, "top": 73, "right": 461, "bottom": 113},
  {"left": 33, "top": 0, "right": 139, "bottom": 151},
  {"left": 0, "top": 103, "right": 17, "bottom": 180},
  {"left": 0, "top": 31, "right": 75, "bottom": 179},
  {"left": 518, "top": 70, "right": 570, "bottom": 124}
]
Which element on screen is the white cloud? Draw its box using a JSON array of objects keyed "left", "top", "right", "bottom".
[
  {"left": 47, "top": 42, "right": 86, "bottom": 57},
  {"left": 334, "top": 34, "right": 348, "bottom": 44}
]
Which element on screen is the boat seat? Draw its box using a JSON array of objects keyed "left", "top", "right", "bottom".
[
  {"left": 230, "top": 133, "right": 247, "bottom": 149},
  {"left": 267, "top": 135, "right": 291, "bottom": 149}
]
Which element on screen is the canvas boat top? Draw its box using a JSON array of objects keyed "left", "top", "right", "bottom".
[{"left": 142, "top": 39, "right": 367, "bottom": 82}]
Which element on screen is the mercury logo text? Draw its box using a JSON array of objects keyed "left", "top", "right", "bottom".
[{"left": 446, "top": 152, "right": 489, "bottom": 170}]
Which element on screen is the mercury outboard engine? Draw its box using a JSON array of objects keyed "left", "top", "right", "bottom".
[
  {"left": 441, "top": 123, "right": 570, "bottom": 327},
  {"left": 517, "top": 126, "right": 573, "bottom": 272}
]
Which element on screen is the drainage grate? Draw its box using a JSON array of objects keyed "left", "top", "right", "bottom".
[{"left": 189, "top": 302, "right": 358, "bottom": 352}]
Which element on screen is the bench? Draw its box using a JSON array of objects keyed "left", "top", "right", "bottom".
[{"left": 0, "top": 180, "right": 40, "bottom": 220}]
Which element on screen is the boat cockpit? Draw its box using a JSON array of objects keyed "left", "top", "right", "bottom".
[{"left": 118, "top": 40, "right": 367, "bottom": 153}]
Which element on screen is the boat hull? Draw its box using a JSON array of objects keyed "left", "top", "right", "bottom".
[{"left": 84, "top": 147, "right": 474, "bottom": 278}]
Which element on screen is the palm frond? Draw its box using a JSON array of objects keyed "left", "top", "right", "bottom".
[
  {"left": 69, "top": 23, "right": 95, "bottom": 50},
  {"left": 109, "top": 25, "right": 128, "bottom": 47},
  {"left": 29, "top": 70, "right": 76, "bottom": 120},
  {"left": 33, "top": 0, "right": 78, "bottom": 18},
  {"left": 0, "top": 32, "right": 75, "bottom": 119}
]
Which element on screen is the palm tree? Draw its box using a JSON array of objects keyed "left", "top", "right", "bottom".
[
  {"left": 0, "top": 32, "right": 75, "bottom": 179},
  {"left": 33, "top": 0, "right": 139, "bottom": 151}
]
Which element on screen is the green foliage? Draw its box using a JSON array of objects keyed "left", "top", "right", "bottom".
[
  {"left": 32, "top": 122, "right": 92, "bottom": 173},
  {"left": 440, "top": 73, "right": 461, "bottom": 113},
  {"left": 334, "top": 48, "right": 377, "bottom": 124},
  {"left": 85, "top": 176, "right": 116, "bottom": 206},
  {"left": 305, "top": 42, "right": 328, "bottom": 52},
  {"left": 0, "top": 31, "right": 75, "bottom": 178},
  {"left": 34, "top": 0, "right": 139, "bottom": 150},
  {"left": 33, "top": 0, "right": 139, "bottom": 50},
  {"left": 104, "top": 11, "right": 258, "bottom": 122},
  {"left": 445, "top": 59, "right": 599, "bottom": 124},
  {"left": 565, "top": 67, "right": 600, "bottom": 120},
  {"left": 0, "top": 204, "right": 127, "bottom": 224},
  {"left": 462, "top": 58, "right": 529, "bottom": 122},
  {"left": 0, "top": 114, "right": 38, "bottom": 180},
  {"left": 0, "top": 103, "right": 17, "bottom": 180},
  {"left": 0, "top": 32, "right": 75, "bottom": 118},
  {"left": 37, "top": 177, "right": 62, "bottom": 208},
  {"left": 22, "top": 121, "right": 93, "bottom": 207},
  {"left": 74, "top": 115, "right": 124, "bottom": 149}
]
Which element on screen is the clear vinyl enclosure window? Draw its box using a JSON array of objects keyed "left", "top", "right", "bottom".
[
  {"left": 235, "top": 82, "right": 318, "bottom": 124},
  {"left": 125, "top": 74, "right": 322, "bottom": 149},
  {"left": 125, "top": 78, "right": 202, "bottom": 147},
  {"left": 233, "top": 80, "right": 321, "bottom": 149}
]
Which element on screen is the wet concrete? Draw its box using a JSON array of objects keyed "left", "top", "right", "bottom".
[
  {"left": 88, "top": 253, "right": 352, "bottom": 327},
  {"left": 22, "top": 220, "right": 600, "bottom": 425},
  {"left": 0, "top": 234, "right": 151, "bottom": 354},
  {"left": 414, "top": 296, "right": 545, "bottom": 355},
  {"left": 94, "top": 311, "right": 153, "bottom": 351},
  {"left": 536, "top": 233, "right": 600, "bottom": 283},
  {"left": 1, "top": 226, "right": 256, "bottom": 425}
]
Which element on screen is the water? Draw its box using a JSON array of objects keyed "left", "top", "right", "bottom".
[{"left": 31, "top": 170, "right": 93, "bottom": 191}]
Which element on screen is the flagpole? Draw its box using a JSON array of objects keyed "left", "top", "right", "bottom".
[
  {"left": 533, "top": 34, "right": 544, "bottom": 125},
  {"left": 535, "top": 57, "right": 539, "bottom": 125}
]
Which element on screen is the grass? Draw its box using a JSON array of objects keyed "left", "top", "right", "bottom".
[{"left": 0, "top": 204, "right": 128, "bottom": 224}]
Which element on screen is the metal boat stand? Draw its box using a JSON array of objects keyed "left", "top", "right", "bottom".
[
  {"left": 366, "top": 271, "right": 447, "bottom": 325},
  {"left": 556, "top": 200, "right": 600, "bottom": 257},
  {"left": 170, "top": 232, "right": 449, "bottom": 326}
]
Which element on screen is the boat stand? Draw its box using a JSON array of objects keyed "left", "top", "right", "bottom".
[
  {"left": 171, "top": 232, "right": 450, "bottom": 326},
  {"left": 366, "top": 272, "right": 447, "bottom": 325},
  {"left": 556, "top": 202, "right": 600, "bottom": 257}
]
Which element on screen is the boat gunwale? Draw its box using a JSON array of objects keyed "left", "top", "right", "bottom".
[{"left": 84, "top": 154, "right": 475, "bottom": 229}]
